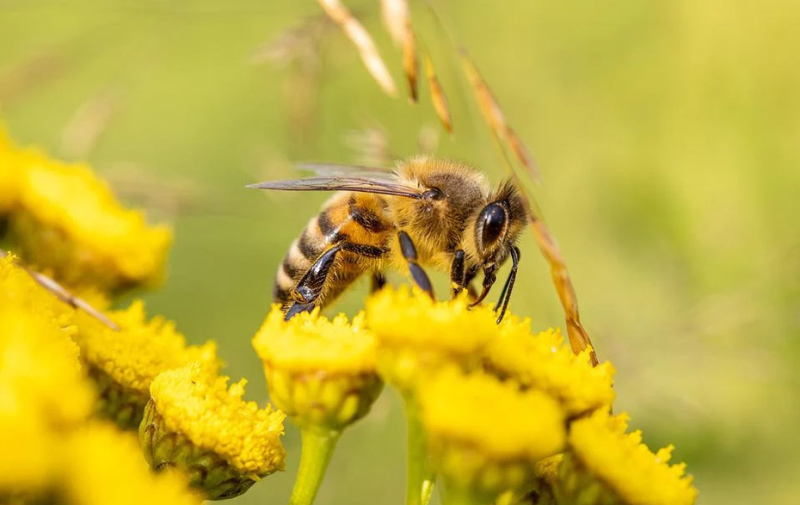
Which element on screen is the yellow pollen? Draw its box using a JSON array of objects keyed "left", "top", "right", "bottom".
[{"left": 149, "top": 363, "right": 286, "bottom": 476}]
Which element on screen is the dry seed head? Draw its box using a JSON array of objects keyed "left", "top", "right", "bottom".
[
  {"left": 318, "top": 0, "right": 397, "bottom": 96},
  {"left": 424, "top": 51, "right": 453, "bottom": 134}
]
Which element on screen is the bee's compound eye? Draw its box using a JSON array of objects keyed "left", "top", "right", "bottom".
[{"left": 479, "top": 203, "right": 507, "bottom": 247}]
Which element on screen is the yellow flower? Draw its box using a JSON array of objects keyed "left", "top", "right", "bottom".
[
  {"left": 0, "top": 260, "right": 94, "bottom": 432},
  {"left": 0, "top": 256, "right": 95, "bottom": 495},
  {"left": 64, "top": 422, "right": 203, "bottom": 505},
  {"left": 256, "top": 305, "right": 377, "bottom": 374},
  {"left": 365, "top": 286, "right": 498, "bottom": 392},
  {"left": 73, "top": 300, "right": 218, "bottom": 429},
  {"left": 253, "top": 307, "right": 383, "bottom": 505},
  {"left": 0, "top": 411, "right": 59, "bottom": 495},
  {"left": 8, "top": 145, "right": 171, "bottom": 293},
  {"left": 143, "top": 363, "right": 286, "bottom": 499},
  {"left": 559, "top": 410, "right": 698, "bottom": 505},
  {"left": 484, "top": 316, "right": 615, "bottom": 417},
  {"left": 252, "top": 306, "right": 382, "bottom": 430},
  {"left": 0, "top": 129, "right": 20, "bottom": 214},
  {"left": 418, "top": 367, "right": 566, "bottom": 504}
]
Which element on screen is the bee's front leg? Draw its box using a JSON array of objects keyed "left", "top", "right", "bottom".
[{"left": 397, "top": 231, "right": 434, "bottom": 299}]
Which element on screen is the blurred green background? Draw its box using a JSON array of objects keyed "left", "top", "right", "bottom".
[{"left": 2, "top": 1, "right": 799, "bottom": 503}]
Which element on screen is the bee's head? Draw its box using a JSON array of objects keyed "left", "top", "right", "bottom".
[{"left": 473, "top": 180, "right": 528, "bottom": 271}]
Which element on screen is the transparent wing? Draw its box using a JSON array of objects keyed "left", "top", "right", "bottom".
[
  {"left": 295, "top": 162, "right": 396, "bottom": 179},
  {"left": 248, "top": 163, "right": 422, "bottom": 199}
]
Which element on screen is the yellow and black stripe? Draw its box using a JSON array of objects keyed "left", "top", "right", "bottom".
[{"left": 273, "top": 192, "right": 394, "bottom": 309}]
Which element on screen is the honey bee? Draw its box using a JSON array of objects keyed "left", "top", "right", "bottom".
[{"left": 249, "top": 157, "right": 529, "bottom": 322}]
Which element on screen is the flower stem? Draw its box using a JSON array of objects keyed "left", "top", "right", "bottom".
[
  {"left": 405, "top": 401, "right": 436, "bottom": 505},
  {"left": 289, "top": 427, "right": 342, "bottom": 505}
]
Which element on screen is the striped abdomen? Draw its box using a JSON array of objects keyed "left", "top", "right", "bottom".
[{"left": 273, "top": 192, "right": 394, "bottom": 310}]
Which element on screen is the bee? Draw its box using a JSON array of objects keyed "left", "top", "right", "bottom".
[{"left": 249, "top": 157, "right": 529, "bottom": 322}]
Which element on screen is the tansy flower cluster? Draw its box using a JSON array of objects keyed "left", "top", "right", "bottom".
[
  {"left": 1, "top": 130, "right": 286, "bottom": 502},
  {"left": 0, "top": 254, "right": 202, "bottom": 505},
  {"left": 1, "top": 124, "right": 697, "bottom": 505},
  {"left": 248, "top": 287, "right": 696, "bottom": 505}
]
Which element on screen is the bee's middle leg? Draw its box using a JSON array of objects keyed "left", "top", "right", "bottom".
[{"left": 398, "top": 231, "right": 434, "bottom": 298}]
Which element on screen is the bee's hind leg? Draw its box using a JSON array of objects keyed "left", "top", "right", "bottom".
[
  {"left": 286, "top": 242, "right": 386, "bottom": 321},
  {"left": 398, "top": 231, "right": 434, "bottom": 298},
  {"left": 284, "top": 301, "right": 316, "bottom": 321},
  {"left": 284, "top": 244, "right": 344, "bottom": 321}
]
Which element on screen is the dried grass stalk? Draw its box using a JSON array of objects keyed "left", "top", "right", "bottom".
[
  {"left": 317, "top": 0, "right": 397, "bottom": 96},
  {"left": 424, "top": 52, "right": 452, "bottom": 134},
  {"left": 529, "top": 218, "right": 598, "bottom": 366},
  {"left": 0, "top": 250, "right": 119, "bottom": 331},
  {"left": 460, "top": 52, "right": 541, "bottom": 182},
  {"left": 403, "top": 27, "right": 419, "bottom": 103},
  {"left": 380, "top": 0, "right": 409, "bottom": 45},
  {"left": 460, "top": 51, "right": 597, "bottom": 363},
  {"left": 60, "top": 92, "right": 117, "bottom": 159},
  {"left": 403, "top": 29, "right": 419, "bottom": 102}
]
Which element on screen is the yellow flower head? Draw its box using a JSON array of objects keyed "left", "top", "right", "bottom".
[
  {"left": 484, "top": 316, "right": 615, "bottom": 417},
  {"left": 365, "top": 286, "right": 498, "bottom": 391},
  {"left": 144, "top": 363, "right": 286, "bottom": 499},
  {"left": 418, "top": 367, "right": 566, "bottom": 498},
  {"left": 0, "top": 252, "right": 74, "bottom": 326},
  {"left": 253, "top": 307, "right": 383, "bottom": 431},
  {"left": 561, "top": 410, "right": 698, "bottom": 505},
  {"left": 0, "top": 256, "right": 94, "bottom": 493},
  {"left": 64, "top": 422, "right": 203, "bottom": 505},
  {"left": 74, "top": 300, "right": 218, "bottom": 429},
  {"left": 0, "top": 411, "right": 58, "bottom": 495},
  {"left": 8, "top": 145, "right": 171, "bottom": 292},
  {"left": 0, "top": 259, "right": 94, "bottom": 431},
  {"left": 0, "top": 129, "right": 20, "bottom": 214},
  {"left": 254, "top": 306, "right": 377, "bottom": 374}
]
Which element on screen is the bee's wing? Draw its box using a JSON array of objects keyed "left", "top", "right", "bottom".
[
  {"left": 248, "top": 170, "right": 423, "bottom": 199},
  {"left": 295, "top": 162, "right": 395, "bottom": 178}
]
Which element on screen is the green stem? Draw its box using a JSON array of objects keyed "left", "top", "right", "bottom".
[
  {"left": 289, "top": 427, "right": 341, "bottom": 505},
  {"left": 405, "top": 401, "right": 436, "bottom": 505}
]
